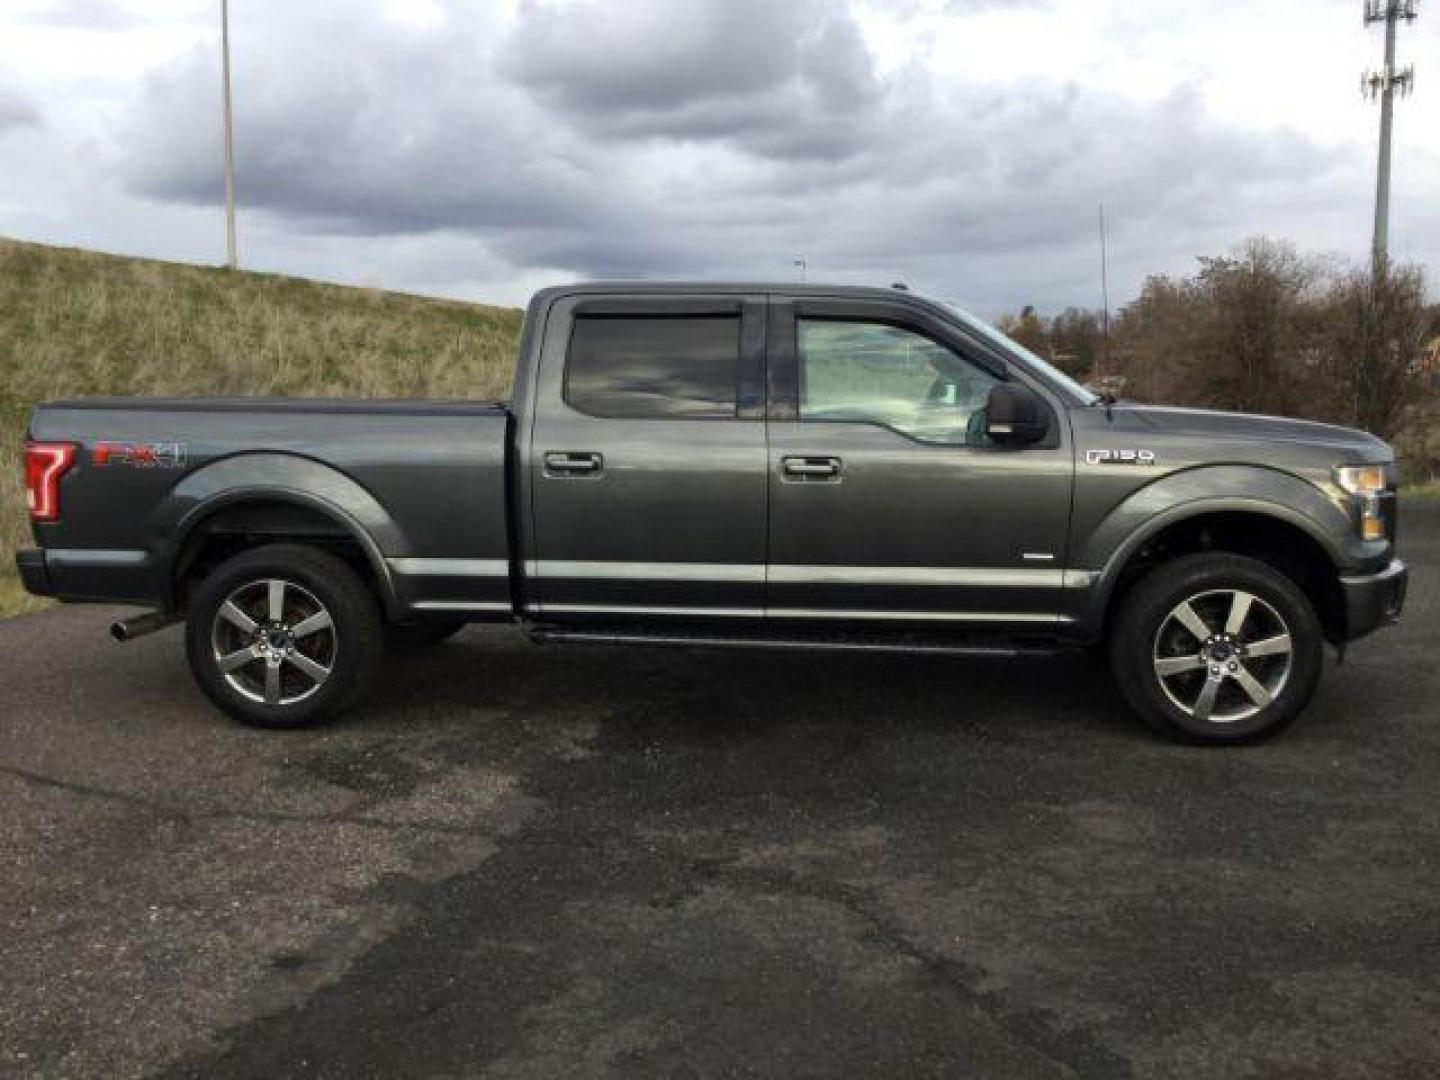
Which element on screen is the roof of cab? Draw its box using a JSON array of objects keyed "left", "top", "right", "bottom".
[{"left": 531, "top": 282, "right": 934, "bottom": 304}]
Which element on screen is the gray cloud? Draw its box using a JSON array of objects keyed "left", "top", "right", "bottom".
[
  {"left": 948, "top": 0, "right": 1057, "bottom": 10},
  {"left": 121, "top": 5, "right": 611, "bottom": 234},
  {"left": 109, "top": 0, "right": 1362, "bottom": 313},
  {"left": 500, "top": 0, "right": 881, "bottom": 156},
  {"left": 10, "top": 0, "right": 149, "bottom": 30},
  {"left": 502, "top": 0, "right": 816, "bottom": 112},
  {"left": 0, "top": 87, "right": 39, "bottom": 133}
]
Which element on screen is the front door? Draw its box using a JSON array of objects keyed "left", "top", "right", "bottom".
[
  {"left": 526, "top": 295, "right": 769, "bottom": 621},
  {"left": 765, "top": 297, "right": 1074, "bottom": 628}
]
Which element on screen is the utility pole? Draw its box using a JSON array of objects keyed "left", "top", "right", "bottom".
[
  {"left": 1097, "top": 202, "right": 1110, "bottom": 379},
  {"left": 221, "top": 0, "right": 238, "bottom": 269},
  {"left": 1362, "top": 0, "right": 1417, "bottom": 274}
]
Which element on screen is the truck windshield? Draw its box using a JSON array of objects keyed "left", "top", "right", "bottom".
[{"left": 944, "top": 305, "right": 1101, "bottom": 406}]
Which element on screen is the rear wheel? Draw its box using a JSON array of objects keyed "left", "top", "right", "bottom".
[
  {"left": 1110, "top": 553, "right": 1324, "bottom": 744},
  {"left": 185, "top": 544, "right": 384, "bottom": 729}
]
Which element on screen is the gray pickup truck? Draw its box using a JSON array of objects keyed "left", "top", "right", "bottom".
[{"left": 18, "top": 283, "right": 1407, "bottom": 743}]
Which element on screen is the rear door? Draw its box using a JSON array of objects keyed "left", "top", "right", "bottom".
[
  {"left": 524, "top": 294, "right": 769, "bottom": 621},
  {"left": 765, "top": 296, "right": 1074, "bottom": 627}
]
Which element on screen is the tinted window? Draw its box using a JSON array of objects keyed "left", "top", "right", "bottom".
[
  {"left": 798, "top": 319, "right": 999, "bottom": 446},
  {"left": 566, "top": 315, "right": 739, "bottom": 419}
]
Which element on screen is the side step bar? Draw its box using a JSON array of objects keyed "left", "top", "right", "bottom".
[{"left": 529, "top": 626, "right": 1064, "bottom": 658}]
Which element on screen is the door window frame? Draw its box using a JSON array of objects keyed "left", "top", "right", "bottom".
[
  {"left": 766, "top": 296, "right": 1061, "bottom": 450},
  {"left": 563, "top": 297, "right": 767, "bottom": 422}
]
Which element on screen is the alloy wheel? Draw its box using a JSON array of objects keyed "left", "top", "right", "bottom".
[
  {"left": 210, "top": 578, "right": 338, "bottom": 706},
  {"left": 1152, "top": 588, "right": 1294, "bottom": 724}
]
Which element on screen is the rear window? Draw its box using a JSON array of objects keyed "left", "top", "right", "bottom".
[{"left": 565, "top": 315, "right": 739, "bottom": 420}]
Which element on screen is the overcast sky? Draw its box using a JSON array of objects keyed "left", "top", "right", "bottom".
[{"left": 0, "top": 0, "right": 1435, "bottom": 316}]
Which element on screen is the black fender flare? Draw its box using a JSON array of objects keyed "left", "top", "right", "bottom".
[
  {"left": 1076, "top": 465, "right": 1354, "bottom": 630},
  {"left": 146, "top": 452, "right": 407, "bottom": 616}
]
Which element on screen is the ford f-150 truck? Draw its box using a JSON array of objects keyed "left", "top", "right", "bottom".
[{"left": 17, "top": 283, "right": 1408, "bottom": 743}]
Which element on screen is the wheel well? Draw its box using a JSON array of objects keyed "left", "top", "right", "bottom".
[
  {"left": 173, "top": 499, "right": 384, "bottom": 612},
  {"left": 1105, "top": 512, "right": 1345, "bottom": 642}
]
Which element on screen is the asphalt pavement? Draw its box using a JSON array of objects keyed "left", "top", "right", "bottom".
[{"left": 3, "top": 503, "right": 1438, "bottom": 1079}]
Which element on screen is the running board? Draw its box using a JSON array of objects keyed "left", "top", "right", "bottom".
[{"left": 528, "top": 624, "right": 1065, "bottom": 658}]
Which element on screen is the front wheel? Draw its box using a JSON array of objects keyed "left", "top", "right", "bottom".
[
  {"left": 185, "top": 544, "right": 384, "bottom": 729},
  {"left": 1110, "top": 553, "right": 1324, "bottom": 745}
]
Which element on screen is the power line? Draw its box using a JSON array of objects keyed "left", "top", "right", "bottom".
[{"left": 1362, "top": 0, "right": 1417, "bottom": 272}]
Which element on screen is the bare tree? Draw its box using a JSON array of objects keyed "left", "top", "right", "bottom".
[
  {"left": 1192, "top": 238, "right": 1322, "bottom": 416},
  {"left": 1002, "top": 238, "right": 1433, "bottom": 454},
  {"left": 1109, "top": 238, "right": 1324, "bottom": 416},
  {"left": 1047, "top": 308, "right": 1103, "bottom": 380},
  {"left": 1109, "top": 273, "right": 1209, "bottom": 405},
  {"left": 996, "top": 305, "right": 1050, "bottom": 358},
  {"left": 1315, "top": 260, "right": 1433, "bottom": 440}
]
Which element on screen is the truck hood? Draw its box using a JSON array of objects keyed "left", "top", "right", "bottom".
[{"left": 1115, "top": 404, "right": 1393, "bottom": 461}]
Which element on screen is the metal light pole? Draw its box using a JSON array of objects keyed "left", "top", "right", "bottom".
[
  {"left": 1362, "top": 0, "right": 1417, "bottom": 273},
  {"left": 793, "top": 256, "right": 807, "bottom": 283},
  {"left": 221, "top": 0, "right": 238, "bottom": 269}
]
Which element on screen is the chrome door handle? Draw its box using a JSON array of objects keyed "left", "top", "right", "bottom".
[
  {"left": 545, "top": 452, "right": 603, "bottom": 475},
  {"left": 782, "top": 456, "right": 841, "bottom": 480}
]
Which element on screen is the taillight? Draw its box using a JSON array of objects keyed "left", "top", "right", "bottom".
[{"left": 24, "top": 442, "right": 77, "bottom": 522}]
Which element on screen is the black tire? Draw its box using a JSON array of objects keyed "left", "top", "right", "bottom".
[
  {"left": 185, "top": 544, "right": 384, "bottom": 729},
  {"left": 386, "top": 620, "right": 466, "bottom": 648},
  {"left": 1110, "top": 552, "right": 1324, "bottom": 745}
]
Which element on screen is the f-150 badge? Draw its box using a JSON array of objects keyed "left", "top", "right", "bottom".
[
  {"left": 92, "top": 442, "right": 187, "bottom": 468},
  {"left": 1086, "top": 449, "right": 1156, "bottom": 466}
]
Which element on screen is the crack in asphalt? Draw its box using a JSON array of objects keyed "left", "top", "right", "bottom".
[
  {"left": 153, "top": 826, "right": 1130, "bottom": 1079},
  {"left": 693, "top": 858, "right": 1130, "bottom": 1080},
  {"left": 0, "top": 761, "right": 495, "bottom": 839}
]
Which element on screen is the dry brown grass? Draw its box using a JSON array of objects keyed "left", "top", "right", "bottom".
[{"left": 0, "top": 237, "right": 523, "bottom": 617}]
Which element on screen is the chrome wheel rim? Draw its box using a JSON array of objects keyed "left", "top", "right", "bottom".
[
  {"left": 1152, "top": 589, "right": 1293, "bottom": 724},
  {"left": 210, "top": 578, "right": 337, "bottom": 706}
]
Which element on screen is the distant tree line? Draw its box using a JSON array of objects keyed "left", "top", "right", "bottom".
[{"left": 996, "top": 239, "right": 1439, "bottom": 461}]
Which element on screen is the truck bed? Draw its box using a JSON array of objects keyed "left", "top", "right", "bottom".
[
  {"left": 25, "top": 397, "right": 514, "bottom": 617},
  {"left": 41, "top": 397, "right": 509, "bottom": 415}
]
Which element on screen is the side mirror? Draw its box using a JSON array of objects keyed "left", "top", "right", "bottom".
[{"left": 985, "top": 382, "right": 1048, "bottom": 444}]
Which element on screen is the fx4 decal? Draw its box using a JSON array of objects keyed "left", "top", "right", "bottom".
[
  {"left": 92, "top": 442, "right": 187, "bottom": 468},
  {"left": 1085, "top": 448, "right": 1156, "bottom": 466}
]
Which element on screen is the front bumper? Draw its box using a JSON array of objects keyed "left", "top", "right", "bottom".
[{"left": 1339, "top": 558, "right": 1408, "bottom": 641}]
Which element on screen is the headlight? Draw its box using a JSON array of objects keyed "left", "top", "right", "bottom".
[
  {"left": 1335, "top": 465, "right": 1387, "bottom": 495},
  {"left": 1335, "top": 464, "right": 1390, "bottom": 540}
]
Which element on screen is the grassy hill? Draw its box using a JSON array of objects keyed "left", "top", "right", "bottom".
[{"left": 0, "top": 238, "right": 523, "bottom": 616}]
